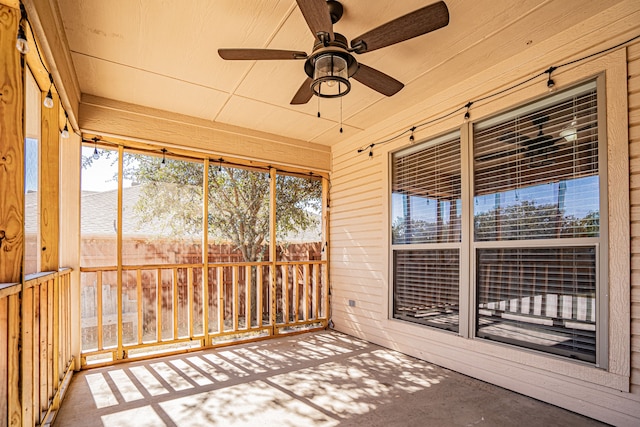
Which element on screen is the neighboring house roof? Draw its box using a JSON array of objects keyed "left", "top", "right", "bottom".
[
  {"left": 81, "top": 184, "right": 172, "bottom": 237},
  {"left": 26, "top": 184, "right": 320, "bottom": 241}
]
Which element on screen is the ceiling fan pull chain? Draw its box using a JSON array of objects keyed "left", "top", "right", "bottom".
[
  {"left": 317, "top": 86, "right": 321, "bottom": 118},
  {"left": 340, "top": 89, "right": 343, "bottom": 133}
]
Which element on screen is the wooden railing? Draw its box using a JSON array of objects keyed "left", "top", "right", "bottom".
[
  {"left": 79, "top": 260, "right": 329, "bottom": 365},
  {"left": 0, "top": 268, "right": 74, "bottom": 426}
]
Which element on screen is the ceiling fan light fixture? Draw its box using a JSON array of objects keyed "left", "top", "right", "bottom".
[
  {"left": 559, "top": 117, "right": 578, "bottom": 142},
  {"left": 311, "top": 53, "right": 350, "bottom": 98}
]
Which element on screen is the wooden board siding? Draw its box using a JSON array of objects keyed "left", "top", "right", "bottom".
[
  {"left": 628, "top": 39, "right": 640, "bottom": 392},
  {"left": 329, "top": 2, "right": 640, "bottom": 425}
]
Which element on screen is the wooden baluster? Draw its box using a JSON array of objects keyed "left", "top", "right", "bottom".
[
  {"left": 96, "top": 271, "right": 103, "bottom": 350},
  {"left": 256, "top": 266, "right": 263, "bottom": 328},
  {"left": 173, "top": 268, "right": 179, "bottom": 340},
  {"left": 156, "top": 268, "right": 162, "bottom": 342},
  {"left": 233, "top": 265, "right": 239, "bottom": 331},
  {"left": 136, "top": 269, "right": 142, "bottom": 345}
]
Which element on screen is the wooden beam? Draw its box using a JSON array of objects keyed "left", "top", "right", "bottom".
[
  {"left": 79, "top": 97, "right": 332, "bottom": 172},
  {"left": 40, "top": 91, "right": 59, "bottom": 271},
  {"left": 22, "top": 0, "right": 80, "bottom": 128},
  {"left": 0, "top": 5, "right": 24, "bottom": 284}
]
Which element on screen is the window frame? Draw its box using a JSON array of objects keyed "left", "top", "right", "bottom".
[
  {"left": 389, "top": 130, "right": 466, "bottom": 334},
  {"left": 389, "top": 75, "right": 610, "bottom": 368}
]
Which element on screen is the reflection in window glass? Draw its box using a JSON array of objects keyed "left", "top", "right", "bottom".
[
  {"left": 473, "top": 80, "right": 601, "bottom": 363},
  {"left": 473, "top": 83, "right": 599, "bottom": 241},
  {"left": 391, "top": 133, "right": 461, "bottom": 331},
  {"left": 391, "top": 136, "right": 461, "bottom": 244}
]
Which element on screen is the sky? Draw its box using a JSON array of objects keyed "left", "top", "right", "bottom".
[{"left": 81, "top": 146, "right": 132, "bottom": 192}]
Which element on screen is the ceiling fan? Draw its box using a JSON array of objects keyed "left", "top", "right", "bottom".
[{"left": 218, "top": 0, "right": 450, "bottom": 104}]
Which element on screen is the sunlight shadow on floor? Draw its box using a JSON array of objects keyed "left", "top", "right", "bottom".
[{"left": 58, "top": 331, "right": 449, "bottom": 426}]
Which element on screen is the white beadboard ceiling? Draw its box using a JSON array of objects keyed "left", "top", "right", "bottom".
[{"left": 56, "top": 0, "right": 622, "bottom": 146}]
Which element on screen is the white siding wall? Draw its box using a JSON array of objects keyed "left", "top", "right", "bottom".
[
  {"left": 330, "top": 2, "right": 640, "bottom": 425},
  {"left": 628, "top": 39, "right": 640, "bottom": 392}
]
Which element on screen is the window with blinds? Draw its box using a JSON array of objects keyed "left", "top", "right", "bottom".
[
  {"left": 393, "top": 249, "right": 460, "bottom": 332},
  {"left": 476, "top": 247, "right": 596, "bottom": 362},
  {"left": 391, "top": 133, "right": 461, "bottom": 332},
  {"left": 392, "top": 134, "right": 461, "bottom": 244},
  {"left": 473, "top": 81, "right": 599, "bottom": 241},
  {"left": 473, "top": 80, "right": 600, "bottom": 362}
]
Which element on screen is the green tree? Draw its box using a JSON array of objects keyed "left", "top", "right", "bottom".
[{"left": 121, "top": 153, "right": 322, "bottom": 262}]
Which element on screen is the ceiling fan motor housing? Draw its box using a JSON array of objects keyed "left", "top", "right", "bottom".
[{"left": 304, "top": 33, "right": 358, "bottom": 79}]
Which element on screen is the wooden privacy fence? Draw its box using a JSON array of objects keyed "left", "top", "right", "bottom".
[
  {"left": 0, "top": 268, "right": 74, "bottom": 427},
  {"left": 79, "top": 260, "right": 329, "bottom": 365}
]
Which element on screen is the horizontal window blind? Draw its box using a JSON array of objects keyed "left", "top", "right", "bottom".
[
  {"left": 476, "top": 247, "right": 596, "bottom": 362},
  {"left": 473, "top": 82, "right": 599, "bottom": 241},
  {"left": 392, "top": 135, "right": 461, "bottom": 244},
  {"left": 393, "top": 249, "right": 459, "bottom": 332}
]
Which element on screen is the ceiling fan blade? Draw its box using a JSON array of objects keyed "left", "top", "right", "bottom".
[
  {"left": 351, "top": 1, "right": 449, "bottom": 53},
  {"left": 296, "top": 0, "right": 334, "bottom": 42},
  {"left": 290, "top": 77, "right": 314, "bottom": 105},
  {"left": 352, "top": 63, "right": 404, "bottom": 96},
  {"left": 218, "top": 49, "right": 307, "bottom": 60}
]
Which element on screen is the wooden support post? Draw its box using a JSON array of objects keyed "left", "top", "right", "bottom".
[
  {"left": 0, "top": 2, "right": 24, "bottom": 286},
  {"left": 0, "top": 16, "right": 26, "bottom": 422},
  {"left": 269, "top": 168, "right": 277, "bottom": 328},
  {"left": 116, "top": 146, "right": 123, "bottom": 358},
  {"left": 39, "top": 90, "right": 59, "bottom": 272},
  {"left": 322, "top": 177, "right": 330, "bottom": 321},
  {"left": 202, "top": 158, "right": 209, "bottom": 343}
]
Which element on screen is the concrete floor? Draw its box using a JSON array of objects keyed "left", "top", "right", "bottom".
[{"left": 54, "top": 330, "right": 605, "bottom": 427}]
